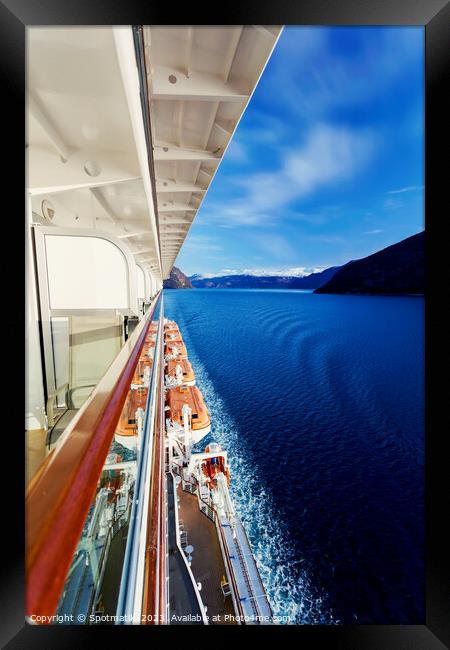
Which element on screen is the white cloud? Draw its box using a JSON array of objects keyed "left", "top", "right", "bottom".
[
  {"left": 206, "top": 124, "right": 374, "bottom": 227},
  {"left": 235, "top": 112, "right": 288, "bottom": 145},
  {"left": 308, "top": 234, "right": 345, "bottom": 244},
  {"left": 388, "top": 185, "right": 424, "bottom": 194},
  {"left": 285, "top": 124, "right": 373, "bottom": 192},
  {"left": 383, "top": 198, "right": 403, "bottom": 210},
  {"left": 224, "top": 140, "right": 248, "bottom": 163},
  {"left": 182, "top": 234, "right": 223, "bottom": 253},
  {"left": 251, "top": 232, "right": 296, "bottom": 258},
  {"left": 365, "top": 229, "right": 383, "bottom": 234},
  {"left": 259, "top": 27, "right": 423, "bottom": 123}
]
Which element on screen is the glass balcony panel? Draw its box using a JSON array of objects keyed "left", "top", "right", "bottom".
[{"left": 55, "top": 302, "right": 161, "bottom": 622}]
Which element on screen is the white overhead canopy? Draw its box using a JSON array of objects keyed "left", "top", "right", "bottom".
[
  {"left": 144, "top": 26, "right": 282, "bottom": 278},
  {"left": 26, "top": 26, "right": 282, "bottom": 282},
  {"left": 27, "top": 26, "right": 162, "bottom": 283}
]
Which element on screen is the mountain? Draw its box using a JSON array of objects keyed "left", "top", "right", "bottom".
[
  {"left": 163, "top": 266, "right": 193, "bottom": 289},
  {"left": 315, "top": 231, "right": 424, "bottom": 295},
  {"left": 190, "top": 266, "right": 341, "bottom": 289}
]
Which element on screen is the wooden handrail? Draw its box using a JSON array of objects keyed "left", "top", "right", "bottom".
[{"left": 26, "top": 292, "right": 161, "bottom": 620}]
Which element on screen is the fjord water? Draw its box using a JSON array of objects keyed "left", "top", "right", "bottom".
[{"left": 164, "top": 289, "right": 424, "bottom": 624}]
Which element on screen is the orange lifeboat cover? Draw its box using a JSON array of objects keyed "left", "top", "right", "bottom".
[
  {"left": 167, "top": 385, "right": 210, "bottom": 431},
  {"left": 166, "top": 358, "right": 195, "bottom": 383},
  {"left": 116, "top": 385, "right": 148, "bottom": 437},
  {"left": 165, "top": 341, "right": 188, "bottom": 359}
]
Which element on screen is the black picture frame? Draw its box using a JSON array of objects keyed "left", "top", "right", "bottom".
[{"left": 5, "top": 1, "right": 449, "bottom": 647}]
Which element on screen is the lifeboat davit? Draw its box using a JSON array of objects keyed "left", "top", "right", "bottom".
[
  {"left": 164, "top": 320, "right": 180, "bottom": 337},
  {"left": 167, "top": 385, "right": 211, "bottom": 443},
  {"left": 165, "top": 340, "right": 188, "bottom": 360},
  {"left": 142, "top": 339, "right": 155, "bottom": 361},
  {"left": 202, "top": 443, "right": 231, "bottom": 486},
  {"left": 165, "top": 321, "right": 180, "bottom": 334},
  {"left": 165, "top": 330, "right": 183, "bottom": 345},
  {"left": 166, "top": 358, "right": 196, "bottom": 386},
  {"left": 164, "top": 319, "right": 178, "bottom": 329}
]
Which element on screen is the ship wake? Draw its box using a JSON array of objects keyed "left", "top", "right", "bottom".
[{"left": 178, "top": 322, "right": 338, "bottom": 625}]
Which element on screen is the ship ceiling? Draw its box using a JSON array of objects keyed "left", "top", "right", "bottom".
[
  {"left": 27, "top": 26, "right": 282, "bottom": 282},
  {"left": 144, "top": 26, "right": 282, "bottom": 278},
  {"left": 27, "top": 26, "right": 162, "bottom": 280}
]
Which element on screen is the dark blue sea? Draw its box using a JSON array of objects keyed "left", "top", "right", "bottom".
[{"left": 164, "top": 289, "right": 424, "bottom": 624}]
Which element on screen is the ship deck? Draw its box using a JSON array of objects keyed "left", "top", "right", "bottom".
[
  {"left": 167, "top": 475, "right": 203, "bottom": 624},
  {"left": 177, "top": 486, "right": 236, "bottom": 625}
]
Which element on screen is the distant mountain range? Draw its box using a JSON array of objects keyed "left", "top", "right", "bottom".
[
  {"left": 163, "top": 266, "right": 193, "bottom": 289},
  {"left": 163, "top": 231, "right": 424, "bottom": 295},
  {"left": 315, "top": 231, "right": 424, "bottom": 295},
  {"left": 189, "top": 266, "right": 341, "bottom": 289}
]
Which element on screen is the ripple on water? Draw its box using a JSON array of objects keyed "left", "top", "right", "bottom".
[
  {"left": 180, "top": 325, "right": 338, "bottom": 624},
  {"left": 164, "top": 290, "right": 424, "bottom": 624}
]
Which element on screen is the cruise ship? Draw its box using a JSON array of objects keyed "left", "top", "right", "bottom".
[{"left": 25, "top": 25, "right": 282, "bottom": 625}]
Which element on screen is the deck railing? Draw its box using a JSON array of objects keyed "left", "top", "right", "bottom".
[
  {"left": 115, "top": 303, "right": 164, "bottom": 622},
  {"left": 142, "top": 314, "right": 166, "bottom": 622},
  {"left": 178, "top": 471, "right": 269, "bottom": 624},
  {"left": 26, "top": 292, "right": 161, "bottom": 620}
]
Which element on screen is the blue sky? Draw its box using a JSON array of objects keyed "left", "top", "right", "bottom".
[{"left": 176, "top": 26, "right": 424, "bottom": 277}]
